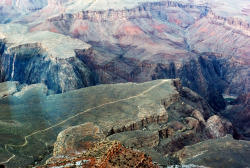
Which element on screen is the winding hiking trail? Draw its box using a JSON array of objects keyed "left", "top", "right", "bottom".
[{"left": 0, "top": 80, "right": 168, "bottom": 165}]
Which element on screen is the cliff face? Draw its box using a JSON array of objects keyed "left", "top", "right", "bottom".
[
  {"left": 0, "top": 43, "right": 95, "bottom": 93},
  {"left": 187, "top": 12, "right": 250, "bottom": 95},
  {"left": 1, "top": 1, "right": 249, "bottom": 111},
  {"left": 0, "top": 25, "right": 97, "bottom": 93},
  {"left": 26, "top": 1, "right": 249, "bottom": 104}
]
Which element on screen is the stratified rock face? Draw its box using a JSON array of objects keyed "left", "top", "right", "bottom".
[
  {"left": 26, "top": 0, "right": 249, "bottom": 99},
  {"left": 154, "top": 86, "right": 236, "bottom": 156},
  {"left": 173, "top": 135, "right": 250, "bottom": 168},
  {"left": 187, "top": 12, "right": 250, "bottom": 96},
  {"left": 0, "top": 24, "right": 96, "bottom": 93},
  {"left": 1, "top": 0, "right": 249, "bottom": 112}
]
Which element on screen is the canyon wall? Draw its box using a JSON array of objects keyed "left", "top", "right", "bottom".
[{"left": 0, "top": 1, "right": 249, "bottom": 108}]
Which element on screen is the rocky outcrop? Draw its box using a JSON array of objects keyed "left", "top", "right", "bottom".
[
  {"left": 173, "top": 135, "right": 250, "bottom": 168},
  {"left": 220, "top": 93, "right": 250, "bottom": 140},
  {"left": 0, "top": 79, "right": 239, "bottom": 167},
  {"left": 0, "top": 81, "right": 19, "bottom": 98},
  {"left": 155, "top": 86, "right": 235, "bottom": 156},
  {"left": 0, "top": 47, "right": 96, "bottom": 93},
  {"left": 0, "top": 25, "right": 97, "bottom": 93},
  {"left": 205, "top": 115, "right": 234, "bottom": 139},
  {"left": 53, "top": 122, "right": 105, "bottom": 156},
  {"left": 43, "top": 141, "right": 159, "bottom": 168},
  {"left": 108, "top": 130, "right": 159, "bottom": 148}
]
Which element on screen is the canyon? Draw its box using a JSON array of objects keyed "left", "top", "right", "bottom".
[
  {"left": 0, "top": 79, "right": 246, "bottom": 167},
  {"left": 0, "top": 0, "right": 249, "bottom": 167},
  {"left": 1, "top": 0, "right": 249, "bottom": 108}
]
